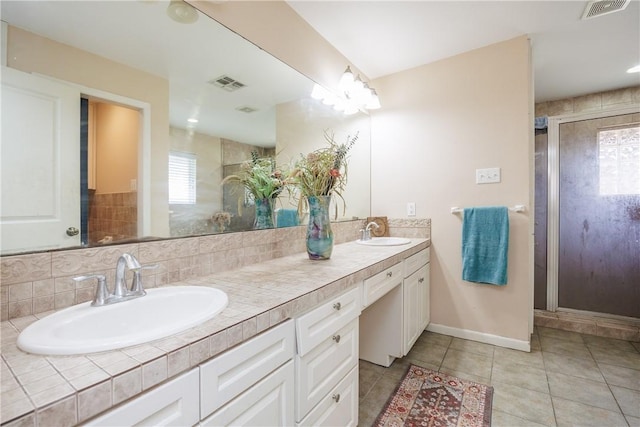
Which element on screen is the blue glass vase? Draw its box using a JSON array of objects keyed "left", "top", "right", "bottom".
[
  {"left": 306, "top": 195, "right": 334, "bottom": 260},
  {"left": 254, "top": 198, "right": 274, "bottom": 230}
]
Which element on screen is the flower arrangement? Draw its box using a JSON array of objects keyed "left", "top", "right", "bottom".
[
  {"left": 210, "top": 211, "right": 232, "bottom": 232},
  {"left": 289, "top": 130, "right": 358, "bottom": 217},
  {"left": 221, "top": 151, "right": 288, "bottom": 213}
]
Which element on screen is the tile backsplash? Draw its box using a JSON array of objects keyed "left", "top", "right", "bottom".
[{"left": 0, "top": 218, "right": 431, "bottom": 321}]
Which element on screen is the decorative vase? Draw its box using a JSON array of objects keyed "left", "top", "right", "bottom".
[
  {"left": 254, "top": 198, "right": 274, "bottom": 229},
  {"left": 306, "top": 195, "right": 334, "bottom": 260}
]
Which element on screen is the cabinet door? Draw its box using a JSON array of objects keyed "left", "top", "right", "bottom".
[
  {"left": 421, "top": 263, "right": 431, "bottom": 330},
  {"left": 403, "top": 270, "right": 422, "bottom": 356},
  {"left": 295, "top": 319, "right": 358, "bottom": 421},
  {"left": 201, "top": 361, "right": 294, "bottom": 427},
  {"left": 86, "top": 369, "right": 199, "bottom": 427},
  {"left": 296, "top": 365, "right": 358, "bottom": 427},
  {"left": 200, "top": 320, "right": 294, "bottom": 419},
  {"left": 296, "top": 287, "right": 360, "bottom": 356}
]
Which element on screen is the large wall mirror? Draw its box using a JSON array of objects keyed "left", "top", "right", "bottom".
[{"left": 0, "top": 0, "right": 371, "bottom": 256}]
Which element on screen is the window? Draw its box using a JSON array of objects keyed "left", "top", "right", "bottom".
[
  {"left": 598, "top": 125, "right": 640, "bottom": 195},
  {"left": 168, "top": 152, "right": 196, "bottom": 204}
]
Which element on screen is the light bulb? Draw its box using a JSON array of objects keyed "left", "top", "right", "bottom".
[
  {"left": 339, "top": 66, "right": 354, "bottom": 92},
  {"left": 366, "top": 89, "right": 381, "bottom": 109}
]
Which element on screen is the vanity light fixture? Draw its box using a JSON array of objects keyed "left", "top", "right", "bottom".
[
  {"left": 311, "top": 65, "right": 381, "bottom": 115},
  {"left": 167, "top": 0, "right": 199, "bottom": 24}
]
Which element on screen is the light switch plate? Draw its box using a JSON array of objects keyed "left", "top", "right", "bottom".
[{"left": 476, "top": 167, "right": 501, "bottom": 184}]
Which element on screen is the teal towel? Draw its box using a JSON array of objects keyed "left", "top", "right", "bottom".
[
  {"left": 276, "top": 209, "right": 299, "bottom": 228},
  {"left": 462, "top": 206, "right": 509, "bottom": 285}
]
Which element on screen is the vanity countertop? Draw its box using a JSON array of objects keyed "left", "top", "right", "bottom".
[{"left": 0, "top": 238, "right": 429, "bottom": 426}]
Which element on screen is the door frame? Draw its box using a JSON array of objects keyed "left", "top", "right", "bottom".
[
  {"left": 35, "top": 74, "right": 153, "bottom": 238},
  {"left": 546, "top": 105, "right": 640, "bottom": 312}
]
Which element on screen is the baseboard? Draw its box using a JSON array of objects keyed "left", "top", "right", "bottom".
[{"left": 426, "top": 323, "right": 531, "bottom": 352}]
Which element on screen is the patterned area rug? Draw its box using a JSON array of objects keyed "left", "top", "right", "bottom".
[{"left": 374, "top": 364, "right": 494, "bottom": 427}]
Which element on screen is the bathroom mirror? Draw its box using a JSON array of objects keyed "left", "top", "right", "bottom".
[{"left": 0, "top": 1, "right": 371, "bottom": 255}]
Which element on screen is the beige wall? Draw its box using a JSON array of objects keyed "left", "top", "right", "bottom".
[
  {"left": 276, "top": 98, "right": 371, "bottom": 221},
  {"left": 95, "top": 103, "right": 138, "bottom": 194},
  {"left": 169, "top": 127, "right": 224, "bottom": 229},
  {"left": 7, "top": 25, "right": 170, "bottom": 237},
  {"left": 371, "top": 36, "right": 533, "bottom": 344},
  {"left": 198, "top": 3, "right": 534, "bottom": 346}
]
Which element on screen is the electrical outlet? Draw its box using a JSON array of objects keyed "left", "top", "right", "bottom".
[
  {"left": 476, "top": 167, "right": 501, "bottom": 184},
  {"left": 407, "top": 202, "right": 416, "bottom": 217}
]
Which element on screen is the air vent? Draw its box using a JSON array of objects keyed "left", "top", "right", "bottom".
[
  {"left": 582, "top": 0, "right": 630, "bottom": 19},
  {"left": 208, "top": 75, "right": 246, "bottom": 92},
  {"left": 235, "top": 106, "right": 258, "bottom": 114}
]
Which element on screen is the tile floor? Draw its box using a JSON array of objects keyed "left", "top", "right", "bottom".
[{"left": 358, "top": 327, "right": 640, "bottom": 427}]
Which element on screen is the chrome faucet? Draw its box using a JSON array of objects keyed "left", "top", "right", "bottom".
[
  {"left": 74, "top": 253, "right": 156, "bottom": 307},
  {"left": 359, "top": 221, "right": 380, "bottom": 241}
]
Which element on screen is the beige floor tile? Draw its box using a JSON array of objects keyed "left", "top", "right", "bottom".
[
  {"left": 590, "top": 345, "right": 640, "bottom": 370},
  {"left": 552, "top": 396, "right": 627, "bottom": 427},
  {"left": 599, "top": 362, "right": 640, "bottom": 391},
  {"left": 610, "top": 385, "right": 640, "bottom": 418},
  {"left": 582, "top": 334, "right": 639, "bottom": 353},
  {"left": 493, "top": 346, "right": 545, "bottom": 370},
  {"left": 539, "top": 335, "right": 593, "bottom": 359},
  {"left": 491, "top": 409, "right": 549, "bottom": 427},
  {"left": 537, "top": 326, "right": 585, "bottom": 343},
  {"left": 416, "top": 330, "right": 452, "bottom": 348},
  {"left": 441, "top": 348, "right": 493, "bottom": 379},
  {"left": 547, "top": 372, "right": 619, "bottom": 412},
  {"left": 492, "top": 381, "right": 556, "bottom": 426},
  {"left": 627, "top": 415, "right": 640, "bottom": 427},
  {"left": 491, "top": 360, "right": 549, "bottom": 393},
  {"left": 449, "top": 337, "right": 496, "bottom": 357},
  {"left": 542, "top": 352, "right": 605, "bottom": 382},
  {"left": 405, "top": 340, "right": 448, "bottom": 367}
]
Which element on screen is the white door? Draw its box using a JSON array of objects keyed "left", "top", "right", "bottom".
[{"left": 1, "top": 66, "right": 81, "bottom": 254}]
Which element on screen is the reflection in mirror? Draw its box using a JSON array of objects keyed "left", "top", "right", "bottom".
[{"left": 0, "top": 0, "right": 371, "bottom": 256}]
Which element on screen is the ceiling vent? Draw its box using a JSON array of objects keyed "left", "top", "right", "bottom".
[
  {"left": 235, "top": 106, "right": 258, "bottom": 114},
  {"left": 581, "top": 0, "right": 630, "bottom": 19},
  {"left": 208, "top": 75, "right": 246, "bottom": 92}
]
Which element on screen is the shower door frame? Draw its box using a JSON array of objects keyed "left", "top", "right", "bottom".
[{"left": 546, "top": 104, "right": 640, "bottom": 313}]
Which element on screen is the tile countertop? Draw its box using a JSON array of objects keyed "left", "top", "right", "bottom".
[{"left": 0, "top": 238, "right": 429, "bottom": 427}]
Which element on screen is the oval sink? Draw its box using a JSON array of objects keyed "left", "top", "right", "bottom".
[
  {"left": 17, "top": 286, "right": 228, "bottom": 356},
  {"left": 356, "top": 237, "right": 411, "bottom": 246}
]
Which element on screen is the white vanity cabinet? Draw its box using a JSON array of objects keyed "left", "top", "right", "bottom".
[
  {"left": 403, "top": 248, "right": 431, "bottom": 355},
  {"left": 294, "top": 287, "right": 361, "bottom": 426},
  {"left": 200, "top": 320, "right": 295, "bottom": 426},
  {"left": 86, "top": 368, "right": 200, "bottom": 427},
  {"left": 360, "top": 247, "right": 431, "bottom": 366}
]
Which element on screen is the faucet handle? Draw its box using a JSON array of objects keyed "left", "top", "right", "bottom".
[
  {"left": 131, "top": 264, "right": 158, "bottom": 295},
  {"left": 74, "top": 274, "right": 108, "bottom": 307}
]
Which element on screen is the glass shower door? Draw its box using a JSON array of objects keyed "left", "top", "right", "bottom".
[{"left": 558, "top": 113, "right": 640, "bottom": 318}]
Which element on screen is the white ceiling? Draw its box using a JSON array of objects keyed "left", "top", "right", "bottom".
[
  {"left": 0, "top": 0, "right": 313, "bottom": 146},
  {"left": 287, "top": 0, "right": 640, "bottom": 103}
]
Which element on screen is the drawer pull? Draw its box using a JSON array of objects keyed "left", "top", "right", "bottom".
[
  {"left": 419, "top": 277, "right": 425, "bottom": 283},
  {"left": 332, "top": 334, "right": 341, "bottom": 343},
  {"left": 386, "top": 271, "right": 393, "bottom": 277},
  {"left": 333, "top": 302, "right": 342, "bottom": 311},
  {"left": 332, "top": 393, "right": 341, "bottom": 403}
]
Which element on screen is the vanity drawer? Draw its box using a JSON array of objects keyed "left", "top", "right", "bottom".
[
  {"left": 295, "top": 318, "right": 359, "bottom": 421},
  {"left": 200, "top": 319, "right": 295, "bottom": 419},
  {"left": 295, "top": 287, "right": 360, "bottom": 356},
  {"left": 362, "top": 262, "right": 403, "bottom": 307},
  {"left": 296, "top": 365, "right": 359, "bottom": 427},
  {"left": 404, "top": 248, "right": 430, "bottom": 278}
]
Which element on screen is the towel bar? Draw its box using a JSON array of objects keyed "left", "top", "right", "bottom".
[{"left": 450, "top": 205, "right": 526, "bottom": 214}]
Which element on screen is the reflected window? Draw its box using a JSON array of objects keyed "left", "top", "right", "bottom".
[
  {"left": 169, "top": 152, "right": 196, "bottom": 204},
  {"left": 598, "top": 125, "right": 640, "bottom": 195}
]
